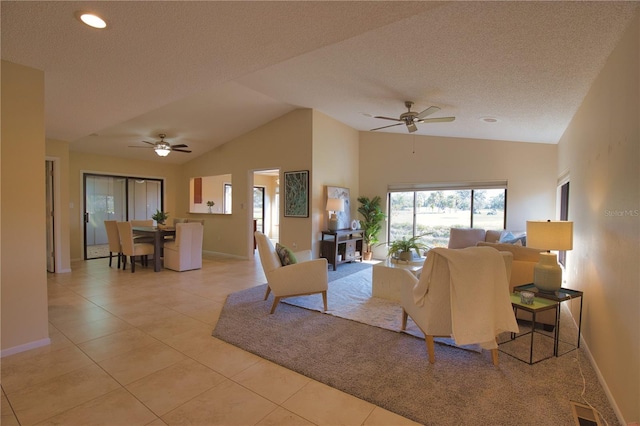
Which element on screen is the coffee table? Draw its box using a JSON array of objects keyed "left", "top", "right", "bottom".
[{"left": 371, "top": 258, "right": 424, "bottom": 301}]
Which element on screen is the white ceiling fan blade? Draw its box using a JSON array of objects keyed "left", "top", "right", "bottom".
[
  {"left": 418, "top": 116, "right": 456, "bottom": 124},
  {"left": 374, "top": 116, "right": 403, "bottom": 122},
  {"left": 416, "top": 106, "right": 440, "bottom": 120},
  {"left": 370, "top": 122, "right": 403, "bottom": 131},
  {"left": 406, "top": 122, "right": 418, "bottom": 133}
]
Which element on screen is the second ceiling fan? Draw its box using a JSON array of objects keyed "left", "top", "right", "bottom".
[
  {"left": 370, "top": 101, "right": 455, "bottom": 133},
  {"left": 129, "top": 133, "right": 192, "bottom": 157}
]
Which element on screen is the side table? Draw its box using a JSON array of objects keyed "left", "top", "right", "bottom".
[
  {"left": 320, "top": 229, "right": 364, "bottom": 271},
  {"left": 514, "top": 284, "right": 584, "bottom": 356},
  {"left": 499, "top": 294, "right": 559, "bottom": 364}
]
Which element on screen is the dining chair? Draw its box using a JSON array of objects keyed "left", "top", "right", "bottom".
[
  {"left": 104, "top": 220, "right": 122, "bottom": 268},
  {"left": 164, "top": 223, "right": 204, "bottom": 271},
  {"left": 117, "top": 221, "right": 155, "bottom": 272}
]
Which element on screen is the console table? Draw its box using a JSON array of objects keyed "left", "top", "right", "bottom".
[{"left": 320, "top": 229, "right": 364, "bottom": 270}]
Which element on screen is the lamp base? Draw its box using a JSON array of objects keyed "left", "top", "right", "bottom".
[
  {"left": 533, "top": 252, "right": 562, "bottom": 293},
  {"left": 328, "top": 214, "right": 339, "bottom": 231}
]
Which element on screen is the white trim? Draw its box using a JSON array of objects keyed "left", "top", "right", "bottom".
[
  {"left": 46, "top": 156, "right": 64, "bottom": 273},
  {"left": 388, "top": 180, "right": 508, "bottom": 192},
  {"left": 557, "top": 170, "right": 570, "bottom": 186},
  {"left": 1, "top": 337, "right": 51, "bottom": 358}
]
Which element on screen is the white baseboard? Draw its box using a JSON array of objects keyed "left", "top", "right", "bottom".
[
  {"left": 573, "top": 320, "right": 627, "bottom": 425},
  {"left": 1, "top": 337, "right": 51, "bottom": 358}
]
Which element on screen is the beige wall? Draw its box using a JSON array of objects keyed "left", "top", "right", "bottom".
[
  {"left": 46, "top": 139, "right": 71, "bottom": 272},
  {"left": 1, "top": 61, "right": 50, "bottom": 354},
  {"left": 558, "top": 13, "right": 639, "bottom": 424},
  {"left": 359, "top": 131, "right": 557, "bottom": 257},
  {"left": 312, "top": 110, "right": 360, "bottom": 255},
  {"left": 179, "top": 109, "right": 314, "bottom": 257},
  {"left": 68, "top": 152, "right": 181, "bottom": 261}
]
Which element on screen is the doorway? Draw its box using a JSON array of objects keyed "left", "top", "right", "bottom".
[
  {"left": 253, "top": 169, "right": 280, "bottom": 244},
  {"left": 83, "top": 173, "right": 164, "bottom": 259},
  {"left": 46, "top": 161, "right": 55, "bottom": 272}
]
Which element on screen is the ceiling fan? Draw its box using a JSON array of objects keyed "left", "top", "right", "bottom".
[
  {"left": 370, "top": 101, "right": 455, "bottom": 133},
  {"left": 128, "top": 133, "right": 192, "bottom": 157}
]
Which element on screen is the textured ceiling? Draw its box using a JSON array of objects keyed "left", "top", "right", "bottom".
[{"left": 2, "top": 1, "right": 637, "bottom": 164}]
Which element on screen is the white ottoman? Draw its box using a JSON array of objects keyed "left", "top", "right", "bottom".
[{"left": 372, "top": 259, "right": 423, "bottom": 301}]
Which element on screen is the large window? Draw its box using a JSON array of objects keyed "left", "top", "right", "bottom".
[{"left": 388, "top": 183, "right": 507, "bottom": 249}]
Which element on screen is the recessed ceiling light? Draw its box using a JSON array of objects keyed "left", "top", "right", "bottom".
[
  {"left": 76, "top": 11, "right": 107, "bottom": 29},
  {"left": 480, "top": 117, "right": 499, "bottom": 123}
]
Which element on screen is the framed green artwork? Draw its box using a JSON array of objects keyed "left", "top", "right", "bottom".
[{"left": 284, "top": 170, "right": 309, "bottom": 217}]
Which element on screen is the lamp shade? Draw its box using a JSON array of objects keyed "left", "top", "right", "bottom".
[
  {"left": 326, "top": 198, "right": 344, "bottom": 212},
  {"left": 526, "top": 220, "right": 573, "bottom": 251}
]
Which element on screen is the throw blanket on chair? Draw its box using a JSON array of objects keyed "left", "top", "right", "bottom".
[{"left": 413, "top": 247, "right": 519, "bottom": 349}]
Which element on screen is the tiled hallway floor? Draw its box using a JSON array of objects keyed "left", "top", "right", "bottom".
[{"left": 1, "top": 254, "right": 418, "bottom": 425}]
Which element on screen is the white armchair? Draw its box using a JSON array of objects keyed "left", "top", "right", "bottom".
[
  {"left": 255, "top": 231, "right": 328, "bottom": 314},
  {"left": 164, "top": 222, "right": 203, "bottom": 271},
  {"left": 399, "top": 247, "right": 518, "bottom": 365}
]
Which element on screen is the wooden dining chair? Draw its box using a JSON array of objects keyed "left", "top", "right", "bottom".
[
  {"left": 117, "top": 221, "right": 155, "bottom": 272},
  {"left": 104, "top": 220, "right": 122, "bottom": 268}
]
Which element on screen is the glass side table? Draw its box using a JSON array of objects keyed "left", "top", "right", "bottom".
[
  {"left": 499, "top": 294, "right": 559, "bottom": 364},
  {"left": 514, "top": 284, "right": 584, "bottom": 357}
]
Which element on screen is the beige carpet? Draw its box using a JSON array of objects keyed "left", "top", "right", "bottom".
[{"left": 213, "top": 263, "right": 618, "bottom": 425}]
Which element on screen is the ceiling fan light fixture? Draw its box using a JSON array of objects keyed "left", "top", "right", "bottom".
[
  {"left": 76, "top": 11, "right": 107, "bottom": 29},
  {"left": 154, "top": 143, "right": 171, "bottom": 157}
]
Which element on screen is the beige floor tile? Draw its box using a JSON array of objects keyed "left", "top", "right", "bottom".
[
  {"left": 1, "top": 346, "right": 94, "bottom": 394},
  {"left": 1, "top": 390, "right": 19, "bottom": 426},
  {"left": 256, "top": 406, "right": 315, "bottom": 426},
  {"left": 363, "top": 407, "right": 423, "bottom": 425},
  {"left": 232, "top": 359, "right": 311, "bottom": 405},
  {"left": 34, "top": 388, "right": 158, "bottom": 426},
  {"left": 161, "top": 327, "right": 222, "bottom": 357},
  {"left": 52, "top": 315, "right": 133, "bottom": 344},
  {"left": 77, "top": 328, "right": 159, "bottom": 362},
  {"left": 126, "top": 358, "right": 226, "bottom": 416},
  {"left": 101, "top": 300, "right": 183, "bottom": 327},
  {"left": 8, "top": 364, "right": 120, "bottom": 425},
  {"left": 190, "top": 340, "right": 262, "bottom": 378},
  {"left": 282, "top": 381, "right": 375, "bottom": 426},
  {"left": 161, "top": 379, "right": 276, "bottom": 426},
  {"left": 138, "top": 312, "right": 210, "bottom": 340},
  {"left": 98, "top": 341, "right": 186, "bottom": 385}
]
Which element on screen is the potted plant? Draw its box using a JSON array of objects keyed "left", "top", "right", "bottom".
[
  {"left": 387, "top": 235, "right": 430, "bottom": 261},
  {"left": 357, "top": 196, "right": 386, "bottom": 260},
  {"left": 151, "top": 209, "right": 169, "bottom": 226},
  {"left": 206, "top": 200, "right": 215, "bottom": 213}
]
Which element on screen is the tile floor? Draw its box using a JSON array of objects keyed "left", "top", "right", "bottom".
[{"left": 1, "top": 254, "right": 419, "bottom": 426}]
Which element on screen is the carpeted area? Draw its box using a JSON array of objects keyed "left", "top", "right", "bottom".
[{"left": 212, "top": 263, "right": 619, "bottom": 425}]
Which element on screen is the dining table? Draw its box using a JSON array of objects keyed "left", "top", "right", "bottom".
[{"left": 132, "top": 226, "right": 176, "bottom": 272}]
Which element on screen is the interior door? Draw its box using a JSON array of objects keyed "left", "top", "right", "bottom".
[{"left": 45, "top": 161, "right": 55, "bottom": 272}]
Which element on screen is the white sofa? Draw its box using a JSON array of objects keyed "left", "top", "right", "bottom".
[{"left": 447, "top": 227, "right": 555, "bottom": 328}]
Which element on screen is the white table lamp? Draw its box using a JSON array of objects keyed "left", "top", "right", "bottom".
[
  {"left": 526, "top": 220, "right": 573, "bottom": 293},
  {"left": 326, "top": 198, "right": 344, "bottom": 231}
]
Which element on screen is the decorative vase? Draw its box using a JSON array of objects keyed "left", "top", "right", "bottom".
[
  {"left": 351, "top": 219, "right": 360, "bottom": 230},
  {"left": 208, "top": 206, "right": 213, "bottom": 213}
]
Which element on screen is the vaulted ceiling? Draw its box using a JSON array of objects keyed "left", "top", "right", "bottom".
[{"left": 2, "top": 2, "right": 637, "bottom": 164}]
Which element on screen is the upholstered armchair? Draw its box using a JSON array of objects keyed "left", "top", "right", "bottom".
[
  {"left": 399, "top": 247, "right": 518, "bottom": 365},
  {"left": 255, "top": 231, "right": 328, "bottom": 314},
  {"left": 164, "top": 222, "right": 203, "bottom": 271}
]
